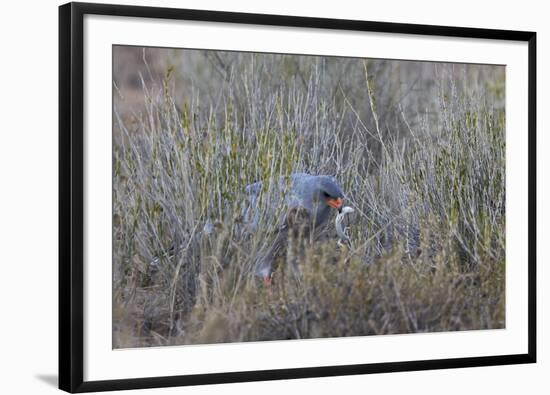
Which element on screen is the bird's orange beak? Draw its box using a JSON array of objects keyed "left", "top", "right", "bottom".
[{"left": 327, "top": 197, "right": 343, "bottom": 210}]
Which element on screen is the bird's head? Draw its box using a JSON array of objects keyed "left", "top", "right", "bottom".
[{"left": 318, "top": 176, "right": 344, "bottom": 213}]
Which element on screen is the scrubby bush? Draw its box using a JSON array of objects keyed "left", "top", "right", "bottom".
[{"left": 112, "top": 48, "right": 505, "bottom": 348}]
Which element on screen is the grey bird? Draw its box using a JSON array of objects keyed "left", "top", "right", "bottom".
[{"left": 242, "top": 173, "right": 345, "bottom": 290}]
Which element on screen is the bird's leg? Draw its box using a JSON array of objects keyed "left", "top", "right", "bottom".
[{"left": 263, "top": 275, "right": 273, "bottom": 297}]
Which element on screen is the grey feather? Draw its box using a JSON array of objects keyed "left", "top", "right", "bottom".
[{"left": 242, "top": 173, "right": 344, "bottom": 278}]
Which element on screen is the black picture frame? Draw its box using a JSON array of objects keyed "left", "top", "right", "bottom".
[{"left": 59, "top": 2, "right": 537, "bottom": 393}]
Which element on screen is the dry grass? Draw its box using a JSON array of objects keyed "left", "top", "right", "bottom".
[{"left": 112, "top": 47, "right": 505, "bottom": 348}]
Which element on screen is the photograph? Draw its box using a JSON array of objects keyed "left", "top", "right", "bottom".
[{"left": 112, "top": 45, "right": 506, "bottom": 349}]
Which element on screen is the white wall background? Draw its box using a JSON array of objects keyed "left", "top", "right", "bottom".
[{"left": 0, "top": 0, "right": 546, "bottom": 393}]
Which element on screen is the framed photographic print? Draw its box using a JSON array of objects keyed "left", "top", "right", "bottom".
[{"left": 59, "top": 2, "right": 536, "bottom": 392}]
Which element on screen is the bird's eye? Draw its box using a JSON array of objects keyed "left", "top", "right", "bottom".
[{"left": 322, "top": 191, "right": 330, "bottom": 198}]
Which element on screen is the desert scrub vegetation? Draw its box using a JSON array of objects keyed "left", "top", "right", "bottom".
[{"left": 112, "top": 47, "right": 505, "bottom": 348}]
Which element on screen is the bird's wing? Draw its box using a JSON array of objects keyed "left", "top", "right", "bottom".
[{"left": 243, "top": 177, "right": 299, "bottom": 231}]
